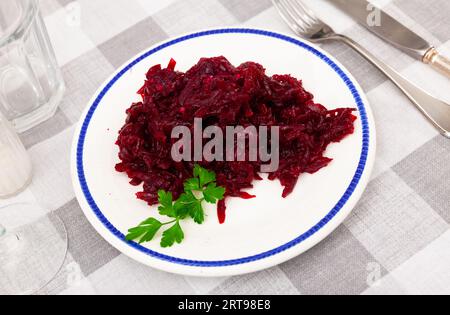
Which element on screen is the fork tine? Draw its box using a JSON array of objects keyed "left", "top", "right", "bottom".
[
  {"left": 273, "top": 0, "right": 309, "bottom": 34},
  {"left": 286, "top": 0, "right": 321, "bottom": 29},
  {"left": 276, "top": 0, "right": 323, "bottom": 35},
  {"left": 291, "top": 0, "right": 320, "bottom": 24},
  {"left": 279, "top": 0, "right": 314, "bottom": 29}
]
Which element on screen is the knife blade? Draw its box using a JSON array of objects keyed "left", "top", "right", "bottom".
[{"left": 329, "top": 0, "right": 450, "bottom": 78}]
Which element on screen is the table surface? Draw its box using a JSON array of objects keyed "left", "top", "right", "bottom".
[{"left": 2, "top": 0, "right": 449, "bottom": 295}]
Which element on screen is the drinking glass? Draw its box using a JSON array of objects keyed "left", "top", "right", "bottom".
[
  {"left": 0, "top": 0, "right": 65, "bottom": 132},
  {"left": 0, "top": 111, "right": 68, "bottom": 295}
]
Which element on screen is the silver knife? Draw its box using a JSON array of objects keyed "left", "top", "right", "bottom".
[{"left": 329, "top": 0, "right": 450, "bottom": 78}]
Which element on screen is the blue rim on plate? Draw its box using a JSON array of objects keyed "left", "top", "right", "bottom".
[{"left": 76, "top": 28, "right": 370, "bottom": 267}]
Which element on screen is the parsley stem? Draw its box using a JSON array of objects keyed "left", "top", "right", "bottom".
[{"left": 162, "top": 219, "right": 177, "bottom": 226}]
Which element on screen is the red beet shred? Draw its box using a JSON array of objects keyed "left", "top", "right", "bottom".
[{"left": 115, "top": 56, "right": 356, "bottom": 223}]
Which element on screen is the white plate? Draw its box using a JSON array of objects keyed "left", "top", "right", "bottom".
[{"left": 71, "top": 28, "right": 376, "bottom": 277}]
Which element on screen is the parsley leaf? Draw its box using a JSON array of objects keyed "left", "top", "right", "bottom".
[
  {"left": 194, "top": 164, "right": 216, "bottom": 187},
  {"left": 203, "top": 183, "right": 226, "bottom": 204},
  {"left": 184, "top": 178, "right": 200, "bottom": 191},
  {"left": 174, "top": 192, "right": 197, "bottom": 219},
  {"left": 125, "top": 218, "right": 162, "bottom": 244},
  {"left": 189, "top": 199, "right": 204, "bottom": 224},
  {"left": 157, "top": 190, "right": 176, "bottom": 218},
  {"left": 161, "top": 221, "right": 184, "bottom": 248}
]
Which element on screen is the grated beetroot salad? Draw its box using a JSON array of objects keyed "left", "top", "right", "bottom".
[{"left": 115, "top": 57, "right": 356, "bottom": 223}]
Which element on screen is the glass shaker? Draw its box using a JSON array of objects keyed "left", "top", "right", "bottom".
[
  {"left": 0, "top": 111, "right": 32, "bottom": 198},
  {"left": 0, "top": 0, "right": 65, "bottom": 132}
]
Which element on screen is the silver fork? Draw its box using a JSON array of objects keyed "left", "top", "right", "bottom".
[{"left": 273, "top": 0, "right": 450, "bottom": 138}]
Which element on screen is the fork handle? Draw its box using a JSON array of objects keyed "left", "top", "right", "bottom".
[
  {"left": 423, "top": 48, "right": 450, "bottom": 80},
  {"left": 335, "top": 34, "right": 450, "bottom": 138}
]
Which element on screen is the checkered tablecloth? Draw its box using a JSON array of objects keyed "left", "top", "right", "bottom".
[{"left": 2, "top": 0, "right": 449, "bottom": 295}]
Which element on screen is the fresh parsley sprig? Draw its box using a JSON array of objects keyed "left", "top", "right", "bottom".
[{"left": 126, "top": 165, "right": 225, "bottom": 248}]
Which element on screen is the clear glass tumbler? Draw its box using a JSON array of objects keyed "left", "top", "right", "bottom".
[{"left": 0, "top": 0, "right": 64, "bottom": 132}]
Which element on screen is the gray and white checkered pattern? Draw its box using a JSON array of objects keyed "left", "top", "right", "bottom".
[{"left": 1, "top": 0, "right": 449, "bottom": 295}]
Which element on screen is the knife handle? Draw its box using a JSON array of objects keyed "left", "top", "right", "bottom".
[
  {"left": 336, "top": 35, "right": 450, "bottom": 138},
  {"left": 424, "top": 48, "right": 450, "bottom": 79}
]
